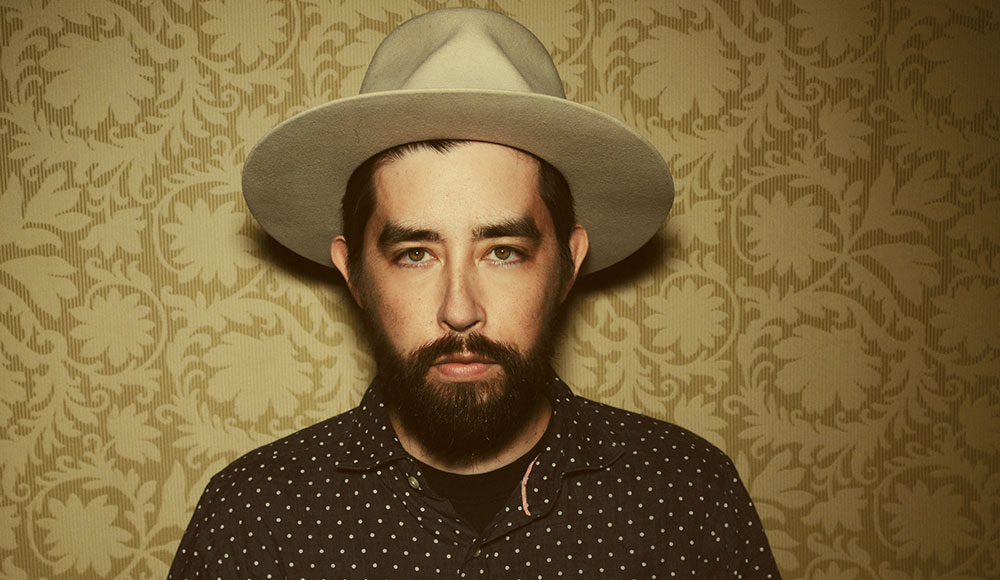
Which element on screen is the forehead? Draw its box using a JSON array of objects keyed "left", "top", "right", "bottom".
[{"left": 369, "top": 142, "right": 550, "bottom": 230}]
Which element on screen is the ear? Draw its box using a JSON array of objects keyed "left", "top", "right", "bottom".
[
  {"left": 330, "top": 235, "right": 363, "bottom": 307},
  {"left": 558, "top": 224, "right": 589, "bottom": 303}
]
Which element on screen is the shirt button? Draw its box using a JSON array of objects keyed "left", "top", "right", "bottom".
[{"left": 407, "top": 476, "right": 421, "bottom": 490}]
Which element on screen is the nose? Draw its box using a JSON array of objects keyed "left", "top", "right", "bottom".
[{"left": 438, "top": 264, "right": 484, "bottom": 333}]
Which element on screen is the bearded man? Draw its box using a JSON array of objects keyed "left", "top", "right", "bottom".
[{"left": 170, "top": 8, "right": 780, "bottom": 579}]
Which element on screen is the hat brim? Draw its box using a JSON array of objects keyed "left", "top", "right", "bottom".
[{"left": 242, "top": 89, "right": 673, "bottom": 275}]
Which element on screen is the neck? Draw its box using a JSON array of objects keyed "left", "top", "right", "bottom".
[{"left": 390, "top": 396, "right": 551, "bottom": 475}]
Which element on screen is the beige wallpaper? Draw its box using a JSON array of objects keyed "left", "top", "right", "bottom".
[{"left": 1, "top": 0, "right": 998, "bottom": 578}]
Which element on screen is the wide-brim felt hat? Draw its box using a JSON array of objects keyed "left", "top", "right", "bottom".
[{"left": 242, "top": 7, "right": 673, "bottom": 275}]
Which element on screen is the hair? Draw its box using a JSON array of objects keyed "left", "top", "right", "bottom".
[{"left": 340, "top": 139, "right": 577, "bottom": 282}]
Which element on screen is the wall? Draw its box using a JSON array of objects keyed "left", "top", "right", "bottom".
[{"left": 1, "top": 0, "right": 997, "bottom": 578}]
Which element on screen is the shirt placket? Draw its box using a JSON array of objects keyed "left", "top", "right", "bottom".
[
  {"left": 464, "top": 426, "right": 623, "bottom": 577},
  {"left": 376, "top": 459, "right": 481, "bottom": 573}
]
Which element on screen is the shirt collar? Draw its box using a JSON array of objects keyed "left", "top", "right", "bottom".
[
  {"left": 330, "top": 377, "right": 408, "bottom": 470},
  {"left": 544, "top": 375, "right": 624, "bottom": 473}
]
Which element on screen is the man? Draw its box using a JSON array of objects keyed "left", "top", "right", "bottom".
[{"left": 170, "top": 8, "right": 779, "bottom": 579}]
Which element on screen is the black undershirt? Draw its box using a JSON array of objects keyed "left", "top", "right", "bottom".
[{"left": 415, "top": 430, "right": 549, "bottom": 534}]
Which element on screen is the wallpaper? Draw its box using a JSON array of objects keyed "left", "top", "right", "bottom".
[{"left": 1, "top": 0, "right": 998, "bottom": 578}]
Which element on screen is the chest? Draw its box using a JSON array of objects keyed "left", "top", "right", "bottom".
[{"left": 262, "top": 464, "right": 729, "bottom": 579}]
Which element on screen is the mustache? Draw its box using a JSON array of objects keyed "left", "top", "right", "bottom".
[{"left": 410, "top": 333, "right": 521, "bottom": 370}]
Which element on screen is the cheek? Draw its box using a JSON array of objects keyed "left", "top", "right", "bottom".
[
  {"left": 486, "top": 275, "right": 558, "bottom": 340},
  {"left": 370, "top": 288, "right": 437, "bottom": 344}
]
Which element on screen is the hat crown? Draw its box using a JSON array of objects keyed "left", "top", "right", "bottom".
[
  {"left": 360, "top": 8, "right": 565, "bottom": 98},
  {"left": 243, "top": 8, "right": 673, "bottom": 275}
]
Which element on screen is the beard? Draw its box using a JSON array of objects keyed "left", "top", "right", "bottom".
[{"left": 365, "top": 322, "right": 555, "bottom": 467}]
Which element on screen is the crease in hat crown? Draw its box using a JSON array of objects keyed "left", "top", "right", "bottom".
[{"left": 359, "top": 8, "right": 565, "bottom": 97}]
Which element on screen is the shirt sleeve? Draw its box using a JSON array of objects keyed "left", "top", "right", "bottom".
[
  {"left": 717, "top": 457, "right": 782, "bottom": 579},
  {"left": 167, "top": 473, "right": 284, "bottom": 580}
]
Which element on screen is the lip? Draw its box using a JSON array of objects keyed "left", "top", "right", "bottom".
[
  {"left": 430, "top": 352, "right": 498, "bottom": 381},
  {"left": 434, "top": 351, "right": 492, "bottom": 364}
]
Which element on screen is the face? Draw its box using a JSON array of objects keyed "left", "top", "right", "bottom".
[{"left": 331, "top": 142, "right": 587, "bottom": 464}]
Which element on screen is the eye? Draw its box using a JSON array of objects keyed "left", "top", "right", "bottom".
[
  {"left": 487, "top": 246, "right": 520, "bottom": 263},
  {"left": 398, "top": 248, "right": 430, "bottom": 264}
]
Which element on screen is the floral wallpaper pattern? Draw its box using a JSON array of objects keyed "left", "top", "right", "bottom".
[{"left": 1, "top": 0, "right": 997, "bottom": 578}]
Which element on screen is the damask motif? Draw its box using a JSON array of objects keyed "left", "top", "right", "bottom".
[
  {"left": 40, "top": 35, "right": 154, "bottom": 129},
  {"left": 923, "top": 25, "right": 999, "bottom": 118},
  {"left": 1, "top": 1, "right": 998, "bottom": 578},
  {"left": 70, "top": 288, "right": 155, "bottom": 367},
  {"left": 644, "top": 278, "right": 729, "bottom": 358},
  {"left": 790, "top": 0, "right": 874, "bottom": 59},
  {"left": 80, "top": 207, "right": 145, "bottom": 258},
  {"left": 0, "top": 504, "right": 18, "bottom": 551},
  {"left": 817, "top": 100, "right": 871, "bottom": 162},
  {"left": 107, "top": 404, "right": 162, "bottom": 464},
  {"left": 741, "top": 191, "right": 836, "bottom": 279},
  {"left": 957, "top": 395, "right": 1000, "bottom": 454},
  {"left": 886, "top": 481, "right": 979, "bottom": 565},
  {"left": 36, "top": 494, "right": 133, "bottom": 576},
  {"left": 202, "top": 0, "right": 289, "bottom": 64},
  {"left": 204, "top": 332, "right": 314, "bottom": 422},
  {"left": 162, "top": 200, "right": 257, "bottom": 286},
  {"left": 632, "top": 25, "right": 740, "bottom": 117},
  {"left": 774, "top": 324, "right": 880, "bottom": 414},
  {"left": 932, "top": 279, "right": 1000, "bottom": 359}
]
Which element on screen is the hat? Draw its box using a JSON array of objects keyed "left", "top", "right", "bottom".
[{"left": 242, "top": 7, "right": 673, "bottom": 274}]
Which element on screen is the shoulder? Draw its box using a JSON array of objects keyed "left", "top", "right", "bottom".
[
  {"left": 571, "top": 395, "right": 742, "bottom": 484},
  {"left": 201, "top": 407, "right": 361, "bottom": 497},
  {"left": 561, "top": 394, "right": 780, "bottom": 573},
  {"left": 574, "top": 395, "right": 728, "bottom": 459},
  {"left": 568, "top": 396, "right": 766, "bottom": 541}
]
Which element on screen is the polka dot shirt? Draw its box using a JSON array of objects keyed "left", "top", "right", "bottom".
[{"left": 169, "top": 376, "right": 780, "bottom": 579}]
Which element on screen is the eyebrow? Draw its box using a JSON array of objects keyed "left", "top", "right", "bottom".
[
  {"left": 376, "top": 216, "right": 542, "bottom": 253},
  {"left": 473, "top": 216, "right": 541, "bottom": 242},
  {"left": 377, "top": 223, "right": 441, "bottom": 253}
]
